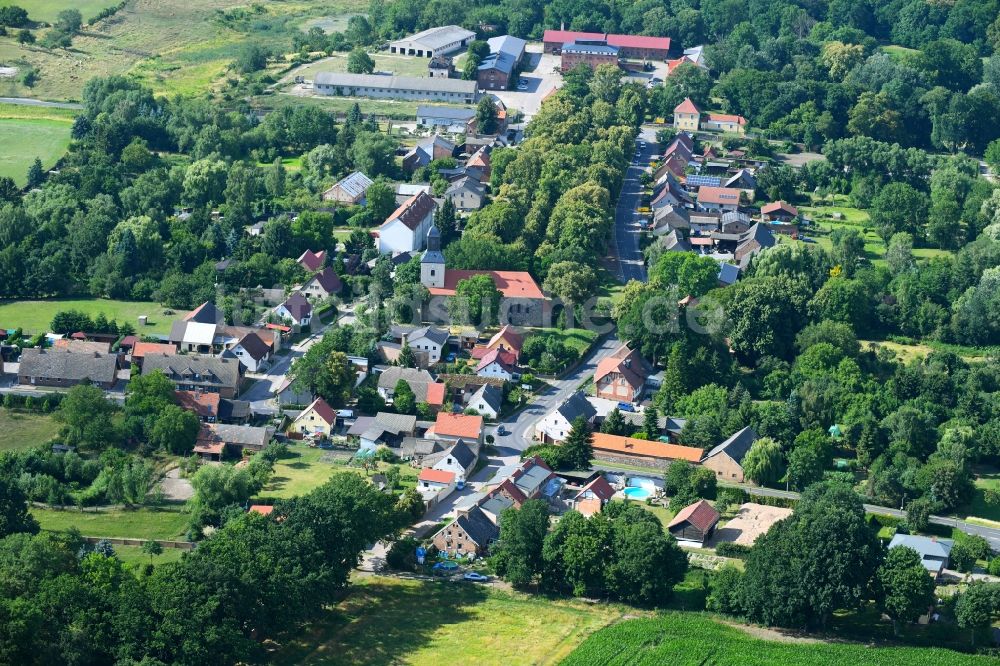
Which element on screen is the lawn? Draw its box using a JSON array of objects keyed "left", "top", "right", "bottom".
[
  {"left": 113, "top": 544, "right": 187, "bottom": 568},
  {"left": 286, "top": 52, "right": 439, "bottom": 82},
  {"left": 271, "top": 575, "right": 632, "bottom": 665},
  {"left": 0, "top": 117, "right": 72, "bottom": 185},
  {"left": 0, "top": 0, "right": 120, "bottom": 23},
  {"left": 32, "top": 506, "right": 189, "bottom": 540},
  {"left": 0, "top": 410, "right": 62, "bottom": 452},
  {"left": 0, "top": 298, "right": 184, "bottom": 335},
  {"left": 527, "top": 328, "right": 600, "bottom": 357},
  {"left": 964, "top": 469, "right": 1000, "bottom": 523},
  {"left": 261, "top": 444, "right": 419, "bottom": 499},
  {"left": 562, "top": 613, "right": 993, "bottom": 665},
  {"left": 861, "top": 339, "right": 994, "bottom": 363}
]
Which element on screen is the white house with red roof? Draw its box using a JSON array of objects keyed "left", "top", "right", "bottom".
[
  {"left": 703, "top": 113, "right": 747, "bottom": 135},
  {"left": 379, "top": 191, "right": 437, "bottom": 255},
  {"left": 573, "top": 475, "right": 616, "bottom": 517},
  {"left": 696, "top": 186, "right": 743, "bottom": 212},
  {"left": 291, "top": 397, "right": 338, "bottom": 437},
  {"left": 760, "top": 200, "right": 800, "bottom": 223},
  {"left": 673, "top": 97, "right": 701, "bottom": 132},
  {"left": 427, "top": 411, "right": 484, "bottom": 448},
  {"left": 476, "top": 347, "right": 518, "bottom": 381},
  {"left": 417, "top": 467, "right": 457, "bottom": 503}
]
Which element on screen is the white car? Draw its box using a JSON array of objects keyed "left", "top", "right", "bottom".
[{"left": 463, "top": 572, "right": 490, "bottom": 582}]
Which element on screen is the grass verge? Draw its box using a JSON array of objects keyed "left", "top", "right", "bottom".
[{"left": 0, "top": 410, "right": 61, "bottom": 452}]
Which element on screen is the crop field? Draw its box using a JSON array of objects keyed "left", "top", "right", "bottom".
[
  {"left": 0, "top": 1, "right": 120, "bottom": 24},
  {"left": 562, "top": 614, "right": 993, "bottom": 666},
  {"left": 0, "top": 298, "right": 183, "bottom": 334},
  {"left": 272, "top": 576, "right": 631, "bottom": 665}
]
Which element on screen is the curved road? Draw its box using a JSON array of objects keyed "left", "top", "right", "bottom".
[{"left": 612, "top": 127, "right": 658, "bottom": 283}]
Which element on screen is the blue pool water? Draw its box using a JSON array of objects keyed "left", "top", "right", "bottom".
[{"left": 623, "top": 487, "right": 651, "bottom": 500}]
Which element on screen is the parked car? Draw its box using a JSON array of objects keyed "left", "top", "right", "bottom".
[
  {"left": 496, "top": 425, "right": 508, "bottom": 436},
  {"left": 618, "top": 402, "right": 636, "bottom": 412},
  {"left": 463, "top": 572, "right": 490, "bottom": 582}
]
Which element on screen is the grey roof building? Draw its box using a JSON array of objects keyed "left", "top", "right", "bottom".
[
  {"left": 377, "top": 366, "right": 435, "bottom": 391},
  {"left": 468, "top": 383, "right": 503, "bottom": 416},
  {"left": 18, "top": 348, "right": 118, "bottom": 389},
  {"left": 141, "top": 353, "right": 242, "bottom": 398},
  {"left": 416, "top": 105, "right": 476, "bottom": 127},
  {"left": 450, "top": 505, "right": 499, "bottom": 549},
  {"left": 705, "top": 426, "right": 757, "bottom": 465},
  {"left": 314, "top": 72, "right": 479, "bottom": 104},
  {"left": 888, "top": 534, "right": 954, "bottom": 577},
  {"left": 389, "top": 25, "right": 476, "bottom": 58},
  {"left": 557, "top": 391, "right": 598, "bottom": 423}
]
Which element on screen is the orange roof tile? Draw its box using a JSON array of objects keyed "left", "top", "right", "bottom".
[
  {"left": 425, "top": 383, "right": 447, "bottom": 406},
  {"left": 249, "top": 505, "right": 274, "bottom": 516},
  {"left": 419, "top": 468, "right": 456, "bottom": 484},
  {"left": 426, "top": 269, "right": 545, "bottom": 300},
  {"left": 592, "top": 432, "right": 704, "bottom": 462},
  {"left": 706, "top": 113, "right": 747, "bottom": 125},
  {"left": 674, "top": 97, "right": 700, "bottom": 115},
  {"left": 433, "top": 412, "right": 483, "bottom": 440},
  {"left": 175, "top": 390, "right": 220, "bottom": 418}
]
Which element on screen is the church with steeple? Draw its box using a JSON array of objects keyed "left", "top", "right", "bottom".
[{"left": 419, "top": 227, "right": 549, "bottom": 326}]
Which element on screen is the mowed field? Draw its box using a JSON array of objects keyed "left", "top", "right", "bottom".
[
  {"left": 272, "top": 576, "right": 632, "bottom": 666},
  {"left": 562, "top": 614, "right": 993, "bottom": 666},
  {"left": 0, "top": 298, "right": 185, "bottom": 334},
  {"left": 32, "top": 506, "right": 189, "bottom": 540},
  {"left": 0, "top": 0, "right": 120, "bottom": 23},
  {"left": 0, "top": 0, "right": 368, "bottom": 101},
  {"left": 0, "top": 105, "right": 73, "bottom": 185},
  {"left": 0, "top": 410, "right": 62, "bottom": 452}
]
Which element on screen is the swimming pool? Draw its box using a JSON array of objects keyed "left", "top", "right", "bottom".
[{"left": 623, "top": 487, "right": 651, "bottom": 500}]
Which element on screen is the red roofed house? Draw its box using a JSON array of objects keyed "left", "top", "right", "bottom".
[
  {"left": 428, "top": 411, "right": 484, "bottom": 447},
  {"left": 290, "top": 397, "right": 338, "bottom": 438},
  {"left": 471, "top": 324, "right": 523, "bottom": 360},
  {"left": 697, "top": 186, "right": 743, "bottom": 212},
  {"left": 249, "top": 504, "right": 274, "bottom": 516},
  {"left": 378, "top": 191, "right": 437, "bottom": 255},
  {"left": 703, "top": 113, "right": 747, "bottom": 135},
  {"left": 666, "top": 55, "right": 707, "bottom": 75},
  {"left": 760, "top": 200, "right": 800, "bottom": 223},
  {"left": 594, "top": 342, "right": 651, "bottom": 403},
  {"left": 591, "top": 432, "right": 705, "bottom": 469},
  {"left": 573, "top": 475, "right": 616, "bottom": 518},
  {"left": 297, "top": 249, "right": 326, "bottom": 272},
  {"left": 542, "top": 30, "right": 670, "bottom": 60},
  {"left": 420, "top": 227, "right": 548, "bottom": 326},
  {"left": 131, "top": 342, "right": 177, "bottom": 370},
  {"left": 301, "top": 266, "right": 343, "bottom": 301},
  {"left": 417, "top": 467, "right": 457, "bottom": 504},
  {"left": 476, "top": 347, "right": 519, "bottom": 381},
  {"left": 673, "top": 97, "right": 701, "bottom": 132},
  {"left": 668, "top": 499, "right": 720, "bottom": 546},
  {"left": 175, "top": 390, "right": 222, "bottom": 422}
]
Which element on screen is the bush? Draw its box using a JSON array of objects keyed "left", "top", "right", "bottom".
[
  {"left": 715, "top": 542, "right": 751, "bottom": 559},
  {"left": 988, "top": 557, "right": 1000, "bottom": 576},
  {"left": 386, "top": 537, "right": 420, "bottom": 571}
]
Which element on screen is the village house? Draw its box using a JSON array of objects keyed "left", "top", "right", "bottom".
[
  {"left": 432, "top": 505, "right": 497, "bottom": 556},
  {"left": 403, "top": 134, "right": 456, "bottom": 172},
  {"left": 427, "top": 55, "right": 454, "bottom": 78},
  {"left": 376, "top": 366, "right": 436, "bottom": 401},
  {"left": 466, "top": 146, "right": 492, "bottom": 181},
  {"left": 888, "top": 534, "right": 954, "bottom": 579},
  {"left": 476, "top": 35, "right": 526, "bottom": 91},
  {"left": 590, "top": 432, "right": 704, "bottom": 469},
  {"left": 445, "top": 176, "right": 486, "bottom": 211},
  {"left": 467, "top": 383, "right": 503, "bottom": 419},
  {"left": 476, "top": 347, "right": 518, "bottom": 381},
  {"left": 290, "top": 397, "right": 338, "bottom": 438},
  {"left": 18, "top": 348, "right": 118, "bottom": 390},
  {"left": 378, "top": 191, "right": 437, "bottom": 255},
  {"left": 572, "top": 475, "right": 616, "bottom": 517},
  {"left": 536, "top": 392, "right": 596, "bottom": 443},
  {"left": 668, "top": 499, "right": 721, "bottom": 546},
  {"left": 471, "top": 324, "right": 523, "bottom": 361},
  {"left": 403, "top": 325, "right": 449, "bottom": 365},
  {"left": 416, "top": 105, "right": 475, "bottom": 132},
  {"left": 272, "top": 377, "right": 313, "bottom": 406},
  {"left": 168, "top": 321, "right": 217, "bottom": 354},
  {"left": 273, "top": 292, "right": 313, "bottom": 328},
  {"left": 322, "top": 171, "right": 373, "bottom": 204},
  {"left": 702, "top": 426, "right": 757, "bottom": 482},
  {"left": 735, "top": 223, "right": 777, "bottom": 270},
  {"left": 194, "top": 423, "right": 272, "bottom": 461},
  {"left": 129, "top": 341, "right": 176, "bottom": 371},
  {"left": 593, "top": 342, "right": 651, "bottom": 403},
  {"left": 141, "top": 353, "right": 242, "bottom": 398},
  {"left": 175, "top": 390, "right": 249, "bottom": 425},
  {"left": 427, "top": 411, "right": 484, "bottom": 448},
  {"left": 349, "top": 411, "right": 417, "bottom": 450},
  {"left": 429, "top": 439, "right": 478, "bottom": 484},
  {"left": 702, "top": 113, "right": 747, "bottom": 135},
  {"left": 300, "top": 266, "right": 343, "bottom": 301},
  {"left": 673, "top": 97, "right": 701, "bottom": 132},
  {"left": 229, "top": 331, "right": 272, "bottom": 373},
  {"left": 417, "top": 467, "right": 457, "bottom": 504},
  {"left": 297, "top": 249, "right": 327, "bottom": 273},
  {"left": 697, "top": 186, "right": 743, "bottom": 212}
]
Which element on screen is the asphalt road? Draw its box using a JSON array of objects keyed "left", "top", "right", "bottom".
[
  {"left": 0, "top": 97, "right": 83, "bottom": 110},
  {"left": 611, "top": 127, "right": 658, "bottom": 283},
  {"left": 492, "top": 335, "right": 623, "bottom": 454}
]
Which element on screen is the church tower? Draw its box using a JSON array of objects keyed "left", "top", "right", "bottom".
[{"left": 421, "top": 225, "right": 446, "bottom": 288}]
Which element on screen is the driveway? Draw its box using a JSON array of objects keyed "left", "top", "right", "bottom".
[
  {"left": 490, "top": 45, "right": 561, "bottom": 120},
  {"left": 611, "top": 127, "right": 659, "bottom": 283}
]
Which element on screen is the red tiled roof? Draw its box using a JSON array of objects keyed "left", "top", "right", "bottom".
[
  {"left": 265, "top": 323, "right": 292, "bottom": 332},
  {"left": 576, "top": 475, "right": 616, "bottom": 502},
  {"left": 297, "top": 250, "right": 326, "bottom": 272},
  {"left": 303, "top": 397, "right": 337, "bottom": 425},
  {"left": 761, "top": 201, "right": 798, "bottom": 216},
  {"left": 476, "top": 347, "right": 518, "bottom": 373},
  {"left": 488, "top": 325, "right": 523, "bottom": 355},
  {"left": 426, "top": 269, "right": 545, "bottom": 300},
  {"left": 606, "top": 34, "right": 670, "bottom": 50},
  {"left": 194, "top": 441, "right": 225, "bottom": 455},
  {"left": 706, "top": 113, "right": 747, "bottom": 125},
  {"left": 132, "top": 342, "right": 177, "bottom": 359},
  {"left": 249, "top": 504, "right": 274, "bottom": 516},
  {"left": 594, "top": 343, "right": 648, "bottom": 388},
  {"left": 592, "top": 432, "right": 704, "bottom": 461},
  {"left": 674, "top": 97, "right": 700, "bottom": 115},
  {"left": 697, "top": 186, "right": 742, "bottom": 205},
  {"left": 176, "top": 390, "right": 221, "bottom": 418},
  {"left": 668, "top": 499, "right": 720, "bottom": 533},
  {"left": 434, "top": 412, "right": 483, "bottom": 440},
  {"left": 419, "top": 468, "right": 456, "bottom": 484},
  {"left": 425, "top": 382, "right": 446, "bottom": 407},
  {"left": 690, "top": 237, "right": 714, "bottom": 246},
  {"left": 543, "top": 29, "right": 605, "bottom": 43},
  {"left": 382, "top": 191, "right": 436, "bottom": 231}
]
